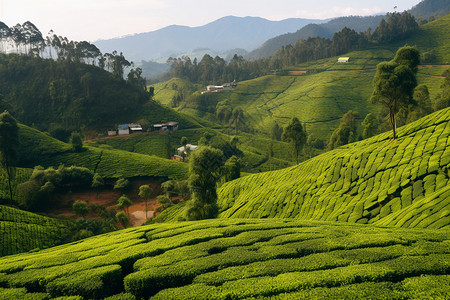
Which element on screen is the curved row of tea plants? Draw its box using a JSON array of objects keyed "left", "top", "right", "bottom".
[
  {"left": 217, "top": 108, "right": 450, "bottom": 229},
  {"left": 0, "top": 205, "right": 73, "bottom": 256},
  {"left": 0, "top": 219, "right": 448, "bottom": 299}
]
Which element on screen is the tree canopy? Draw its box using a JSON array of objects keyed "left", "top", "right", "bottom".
[
  {"left": 370, "top": 46, "right": 419, "bottom": 139},
  {"left": 282, "top": 117, "right": 307, "bottom": 164},
  {"left": 186, "top": 147, "right": 225, "bottom": 220}
]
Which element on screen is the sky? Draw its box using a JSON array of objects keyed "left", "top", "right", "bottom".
[{"left": 1, "top": 0, "right": 423, "bottom": 42}]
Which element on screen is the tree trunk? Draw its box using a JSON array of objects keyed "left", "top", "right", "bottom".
[
  {"left": 390, "top": 109, "right": 397, "bottom": 140},
  {"left": 6, "top": 166, "right": 13, "bottom": 204},
  {"left": 145, "top": 199, "right": 148, "bottom": 220}
]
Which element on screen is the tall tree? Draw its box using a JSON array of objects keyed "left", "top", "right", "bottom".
[
  {"left": 186, "top": 147, "right": 225, "bottom": 220},
  {"left": 370, "top": 46, "right": 419, "bottom": 139},
  {"left": 91, "top": 173, "right": 104, "bottom": 200},
  {"left": 361, "top": 113, "right": 379, "bottom": 140},
  {"left": 138, "top": 185, "right": 153, "bottom": 220},
  {"left": 70, "top": 132, "right": 83, "bottom": 152},
  {"left": 117, "top": 194, "right": 132, "bottom": 217},
  {"left": 282, "top": 117, "right": 307, "bottom": 164},
  {"left": 0, "top": 111, "right": 19, "bottom": 204},
  {"left": 328, "top": 110, "right": 360, "bottom": 149}
]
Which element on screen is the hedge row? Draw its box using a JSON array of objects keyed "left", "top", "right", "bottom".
[
  {"left": 217, "top": 107, "right": 450, "bottom": 229},
  {"left": 0, "top": 219, "right": 448, "bottom": 299},
  {"left": 0, "top": 205, "right": 72, "bottom": 256}
]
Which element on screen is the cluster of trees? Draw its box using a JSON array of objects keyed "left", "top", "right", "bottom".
[
  {"left": 326, "top": 47, "right": 449, "bottom": 149},
  {"left": 0, "top": 21, "right": 138, "bottom": 80},
  {"left": 18, "top": 165, "right": 95, "bottom": 211},
  {"left": 166, "top": 12, "right": 420, "bottom": 85},
  {"left": 0, "top": 53, "right": 150, "bottom": 134}
]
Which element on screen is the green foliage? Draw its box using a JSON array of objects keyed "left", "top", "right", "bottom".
[
  {"left": 117, "top": 195, "right": 132, "bottom": 216},
  {"left": 328, "top": 110, "right": 359, "bottom": 150},
  {"left": 0, "top": 110, "right": 19, "bottom": 204},
  {"left": 114, "top": 178, "right": 130, "bottom": 193},
  {"left": 217, "top": 108, "right": 450, "bottom": 228},
  {"left": 139, "top": 185, "right": 153, "bottom": 219},
  {"left": 370, "top": 46, "right": 420, "bottom": 139},
  {"left": 0, "top": 219, "right": 448, "bottom": 299},
  {"left": 282, "top": 117, "right": 307, "bottom": 164},
  {"left": 361, "top": 113, "right": 379, "bottom": 139},
  {"left": 0, "top": 53, "right": 150, "bottom": 131},
  {"left": 69, "top": 132, "right": 83, "bottom": 153},
  {"left": 0, "top": 205, "right": 73, "bottom": 256},
  {"left": 186, "top": 147, "right": 225, "bottom": 220},
  {"left": 115, "top": 211, "right": 130, "bottom": 228},
  {"left": 18, "top": 165, "right": 93, "bottom": 212},
  {"left": 72, "top": 201, "right": 89, "bottom": 217}
]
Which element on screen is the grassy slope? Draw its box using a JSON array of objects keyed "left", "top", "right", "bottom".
[
  {"left": 16, "top": 124, "right": 188, "bottom": 180},
  {"left": 0, "top": 219, "right": 448, "bottom": 299},
  {"left": 0, "top": 205, "right": 73, "bottom": 256},
  {"left": 216, "top": 108, "right": 450, "bottom": 229},
  {"left": 151, "top": 16, "right": 449, "bottom": 141}
]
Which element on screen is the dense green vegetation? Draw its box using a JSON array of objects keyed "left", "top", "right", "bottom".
[
  {"left": 212, "top": 108, "right": 450, "bottom": 228},
  {"left": 15, "top": 124, "right": 188, "bottom": 181},
  {"left": 0, "top": 219, "right": 448, "bottom": 299},
  {"left": 151, "top": 14, "right": 449, "bottom": 143},
  {"left": 0, "top": 205, "right": 73, "bottom": 256}
]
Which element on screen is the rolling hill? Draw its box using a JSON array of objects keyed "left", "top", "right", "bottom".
[
  {"left": 214, "top": 107, "right": 450, "bottom": 229},
  {"left": 0, "top": 205, "right": 73, "bottom": 256},
  {"left": 0, "top": 219, "right": 448, "bottom": 299},
  {"left": 14, "top": 123, "right": 189, "bottom": 180},
  {"left": 153, "top": 14, "right": 450, "bottom": 143}
]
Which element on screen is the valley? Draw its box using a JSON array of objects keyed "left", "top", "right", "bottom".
[{"left": 0, "top": 1, "right": 449, "bottom": 299}]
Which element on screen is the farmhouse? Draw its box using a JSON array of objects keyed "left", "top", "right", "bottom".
[
  {"left": 151, "top": 121, "right": 179, "bottom": 132},
  {"left": 118, "top": 124, "right": 130, "bottom": 135},
  {"left": 338, "top": 57, "right": 350, "bottom": 63},
  {"left": 173, "top": 144, "right": 199, "bottom": 161},
  {"left": 203, "top": 80, "right": 237, "bottom": 94},
  {"left": 107, "top": 129, "right": 117, "bottom": 136},
  {"left": 118, "top": 124, "right": 143, "bottom": 135},
  {"left": 177, "top": 144, "right": 199, "bottom": 155}
]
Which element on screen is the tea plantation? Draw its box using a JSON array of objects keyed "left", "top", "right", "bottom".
[
  {"left": 17, "top": 124, "right": 188, "bottom": 180},
  {"left": 0, "top": 218, "right": 448, "bottom": 299},
  {"left": 0, "top": 205, "right": 73, "bottom": 256},
  {"left": 216, "top": 107, "right": 450, "bottom": 229}
]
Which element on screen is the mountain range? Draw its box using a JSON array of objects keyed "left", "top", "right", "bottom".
[{"left": 94, "top": 16, "right": 327, "bottom": 63}]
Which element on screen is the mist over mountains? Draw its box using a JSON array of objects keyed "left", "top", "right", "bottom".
[{"left": 94, "top": 16, "right": 327, "bottom": 63}]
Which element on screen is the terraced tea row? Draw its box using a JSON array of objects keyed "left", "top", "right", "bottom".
[
  {"left": 0, "top": 219, "right": 448, "bottom": 299},
  {"left": 217, "top": 107, "right": 450, "bottom": 229},
  {"left": 0, "top": 205, "right": 72, "bottom": 256}
]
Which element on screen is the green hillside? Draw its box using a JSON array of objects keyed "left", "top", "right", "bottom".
[
  {"left": 16, "top": 123, "right": 188, "bottom": 180},
  {"left": 0, "top": 219, "right": 448, "bottom": 299},
  {"left": 152, "top": 15, "right": 449, "bottom": 142},
  {"left": 0, "top": 205, "right": 73, "bottom": 256},
  {"left": 215, "top": 108, "right": 450, "bottom": 229}
]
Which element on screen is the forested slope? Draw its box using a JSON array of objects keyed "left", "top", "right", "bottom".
[{"left": 217, "top": 108, "right": 450, "bottom": 229}]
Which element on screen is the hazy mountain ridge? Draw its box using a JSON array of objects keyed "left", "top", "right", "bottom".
[
  {"left": 246, "top": 15, "right": 384, "bottom": 59},
  {"left": 94, "top": 16, "right": 326, "bottom": 63}
]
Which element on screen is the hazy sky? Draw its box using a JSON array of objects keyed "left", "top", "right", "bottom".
[{"left": 1, "top": 0, "right": 423, "bottom": 42}]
